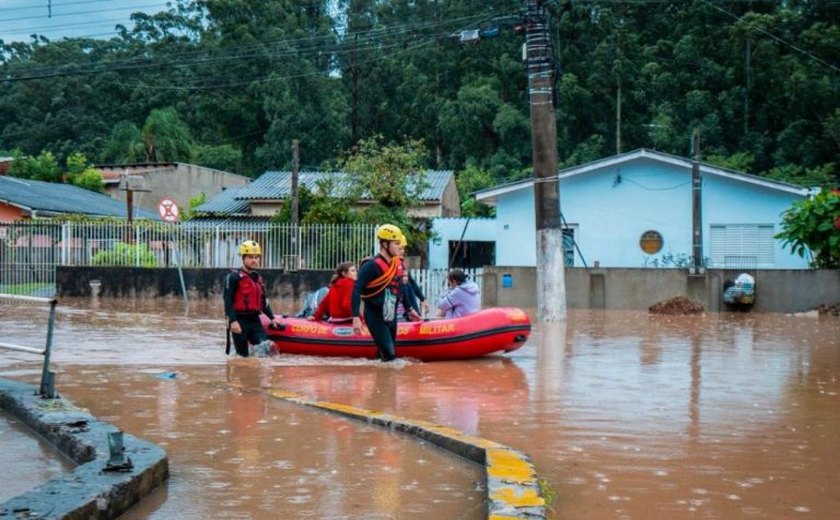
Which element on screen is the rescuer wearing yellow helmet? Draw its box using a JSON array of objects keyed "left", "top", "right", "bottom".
[
  {"left": 351, "top": 224, "right": 405, "bottom": 361},
  {"left": 223, "top": 240, "right": 285, "bottom": 357}
]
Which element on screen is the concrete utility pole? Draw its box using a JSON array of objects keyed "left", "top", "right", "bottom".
[
  {"left": 691, "top": 130, "right": 703, "bottom": 273},
  {"left": 526, "top": 0, "right": 566, "bottom": 320},
  {"left": 291, "top": 139, "right": 300, "bottom": 226}
]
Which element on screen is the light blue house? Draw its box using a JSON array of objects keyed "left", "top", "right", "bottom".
[{"left": 473, "top": 149, "right": 813, "bottom": 269}]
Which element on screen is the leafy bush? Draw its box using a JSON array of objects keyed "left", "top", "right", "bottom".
[
  {"left": 91, "top": 242, "right": 157, "bottom": 267},
  {"left": 776, "top": 189, "right": 840, "bottom": 268}
]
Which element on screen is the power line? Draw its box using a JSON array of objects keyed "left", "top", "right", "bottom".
[
  {"left": 3, "top": 11, "right": 512, "bottom": 82},
  {"left": 3, "top": 15, "right": 148, "bottom": 35},
  {"left": 0, "top": 0, "right": 137, "bottom": 12},
  {"left": 118, "top": 38, "right": 443, "bottom": 92},
  {"left": 0, "top": 2, "right": 168, "bottom": 23},
  {"left": 699, "top": 0, "right": 840, "bottom": 74}
]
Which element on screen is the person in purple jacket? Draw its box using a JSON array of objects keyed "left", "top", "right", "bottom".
[{"left": 436, "top": 268, "right": 481, "bottom": 318}]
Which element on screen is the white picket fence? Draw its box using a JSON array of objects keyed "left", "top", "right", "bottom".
[{"left": 410, "top": 267, "right": 483, "bottom": 312}]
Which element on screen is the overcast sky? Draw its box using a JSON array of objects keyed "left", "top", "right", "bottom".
[{"left": 0, "top": 0, "right": 168, "bottom": 43}]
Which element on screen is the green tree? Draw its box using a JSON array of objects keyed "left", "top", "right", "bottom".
[
  {"left": 706, "top": 152, "right": 755, "bottom": 173},
  {"left": 339, "top": 135, "right": 429, "bottom": 210},
  {"left": 456, "top": 163, "right": 495, "bottom": 217},
  {"left": 8, "top": 150, "right": 60, "bottom": 182},
  {"left": 302, "top": 179, "right": 356, "bottom": 224},
  {"left": 141, "top": 107, "right": 193, "bottom": 162},
  {"left": 65, "top": 152, "right": 103, "bottom": 192},
  {"left": 191, "top": 144, "right": 242, "bottom": 173},
  {"left": 101, "top": 122, "right": 145, "bottom": 164},
  {"left": 776, "top": 189, "right": 840, "bottom": 268},
  {"left": 765, "top": 163, "right": 836, "bottom": 189},
  {"left": 181, "top": 192, "right": 207, "bottom": 221}
]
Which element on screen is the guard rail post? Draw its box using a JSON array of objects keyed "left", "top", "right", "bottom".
[{"left": 0, "top": 294, "right": 59, "bottom": 398}]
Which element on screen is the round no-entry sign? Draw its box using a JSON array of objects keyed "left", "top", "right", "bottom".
[{"left": 158, "top": 198, "right": 180, "bottom": 222}]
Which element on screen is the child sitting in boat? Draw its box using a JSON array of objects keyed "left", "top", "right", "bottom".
[
  {"left": 308, "top": 262, "right": 358, "bottom": 323},
  {"left": 437, "top": 268, "right": 481, "bottom": 318}
]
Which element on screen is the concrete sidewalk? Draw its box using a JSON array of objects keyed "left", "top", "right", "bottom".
[{"left": 0, "top": 378, "right": 168, "bottom": 519}]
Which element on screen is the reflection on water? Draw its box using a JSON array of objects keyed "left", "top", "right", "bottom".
[
  {"left": 0, "top": 411, "right": 75, "bottom": 502},
  {"left": 1, "top": 298, "right": 839, "bottom": 519}
]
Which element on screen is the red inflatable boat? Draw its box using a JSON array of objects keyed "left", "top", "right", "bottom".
[{"left": 262, "top": 307, "right": 531, "bottom": 361}]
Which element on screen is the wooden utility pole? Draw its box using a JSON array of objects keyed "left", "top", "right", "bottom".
[
  {"left": 691, "top": 130, "right": 703, "bottom": 273},
  {"left": 526, "top": 0, "right": 566, "bottom": 320},
  {"left": 119, "top": 174, "right": 150, "bottom": 243}
]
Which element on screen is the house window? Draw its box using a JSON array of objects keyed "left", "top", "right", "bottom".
[
  {"left": 640, "top": 230, "right": 663, "bottom": 254},
  {"left": 710, "top": 224, "right": 775, "bottom": 268},
  {"left": 563, "top": 228, "right": 575, "bottom": 266}
]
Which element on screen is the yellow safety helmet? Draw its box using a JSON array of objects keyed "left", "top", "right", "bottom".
[
  {"left": 239, "top": 240, "right": 262, "bottom": 256},
  {"left": 376, "top": 224, "right": 403, "bottom": 242},
  {"left": 398, "top": 234, "right": 408, "bottom": 247}
]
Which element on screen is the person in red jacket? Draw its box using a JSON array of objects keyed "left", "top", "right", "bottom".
[{"left": 308, "top": 261, "right": 358, "bottom": 323}]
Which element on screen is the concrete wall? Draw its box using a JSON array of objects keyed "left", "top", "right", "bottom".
[
  {"left": 57, "top": 266, "right": 838, "bottom": 314},
  {"left": 106, "top": 163, "right": 250, "bottom": 215},
  {"left": 482, "top": 266, "right": 840, "bottom": 313},
  {"left": 57, "top": 266, "right": 333, "bottom": 305}
]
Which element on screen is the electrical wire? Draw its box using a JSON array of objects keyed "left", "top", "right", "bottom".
[
  {"left": 699, "top": 0, "right": 839, "bottom": 74},
  {"left": 3, "top": 10, "right": 513, "bottom": 84},
  {"left": 0, "top": 2, "right": 169, "bottom": 23},
  {"left": 622, "top": 177, "right": 692, "bottom": 191},
  {"left": 0, "top": 0, "right": 141, "bottom": 12}
]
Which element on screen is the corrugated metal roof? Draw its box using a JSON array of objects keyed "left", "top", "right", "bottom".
[
  {"left": 235, "top": 170, "right": 453, "bottom": 201},
  {"left": 0, "top": 176, "right": 158, "bottom": 219},
  {"left": 193, "top": 186, "right": 251, "bottom": 216}
]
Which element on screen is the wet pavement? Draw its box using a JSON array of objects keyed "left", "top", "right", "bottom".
[{"left": 1, "top": 297, "right": 839, "bottom": 519}]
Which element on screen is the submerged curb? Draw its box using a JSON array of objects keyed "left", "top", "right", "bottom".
[
  {"left": 0, "top": 378, "right": 169, "bottom": 520},
  {"left": 255, "top": 385, "right": 547, "bottom": 519}
]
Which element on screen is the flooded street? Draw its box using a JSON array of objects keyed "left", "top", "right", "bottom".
[{"left": 1, "top": 297, "right": 839, "bottom": 519}]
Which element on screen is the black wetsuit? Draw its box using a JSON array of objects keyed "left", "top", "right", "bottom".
[
  {"left": 352, "top": 254, "right": 399, "bottom": 362},
  {"left": 224, "top": 269, "right": 277, "bottom": 357},
  {"left": 402, "top": 274, "right": 425, "bottom": 318}
]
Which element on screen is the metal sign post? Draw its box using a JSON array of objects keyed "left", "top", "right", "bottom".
[{"left": 158, "top": 198, "right": 189, "bottom": 313}]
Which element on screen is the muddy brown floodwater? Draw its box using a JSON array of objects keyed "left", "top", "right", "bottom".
[{"left": 1, "top": 296, "right": 839, "bottom": 519}]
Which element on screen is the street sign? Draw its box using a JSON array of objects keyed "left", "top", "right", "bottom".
[{"left": 158, "top": 198, "right": 180, "bottom": 222}]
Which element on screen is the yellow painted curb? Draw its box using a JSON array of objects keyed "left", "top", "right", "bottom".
[{"left": 246, "top": 385, "right": 548, "bottom": 519}]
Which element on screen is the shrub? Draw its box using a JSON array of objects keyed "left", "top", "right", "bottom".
[{"left": 91, "top": 242, "right": 157, "bottom": 267}]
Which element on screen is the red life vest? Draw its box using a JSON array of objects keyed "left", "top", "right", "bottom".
[
  {"left": 231, "top": 269, "right": 265, "bottom": 313},
  {"left": 361, "top": 254, "right": 400, "bottom": 299}
]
